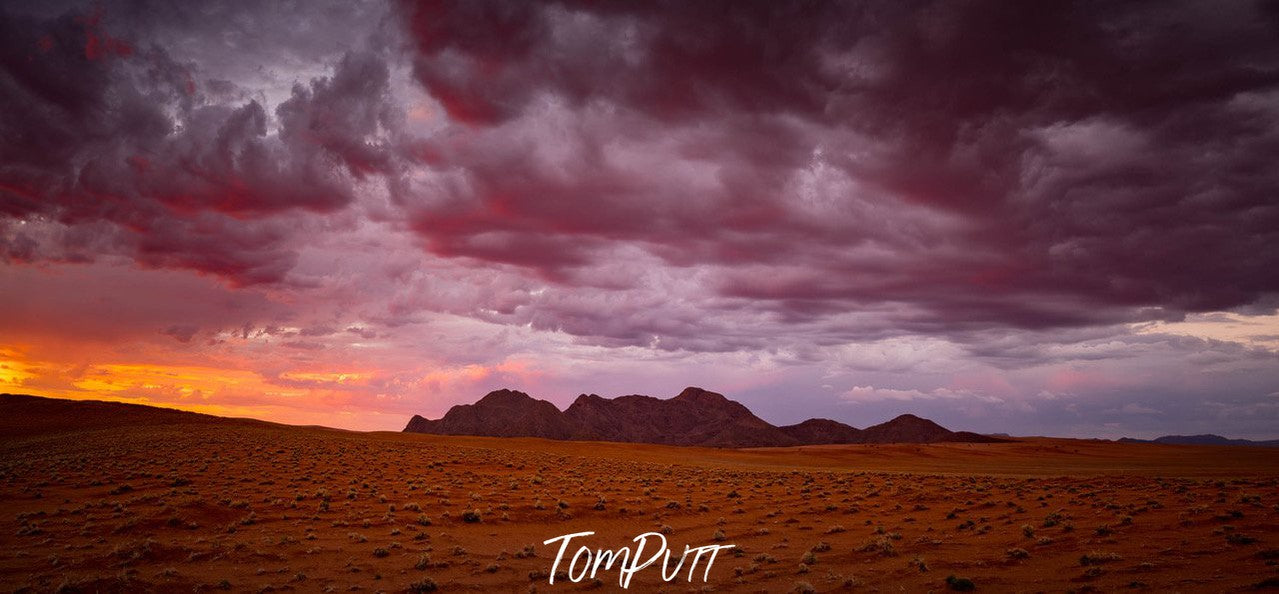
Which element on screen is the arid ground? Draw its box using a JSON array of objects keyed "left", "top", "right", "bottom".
[{"left": 2, "top": 396, "right": 1278, "bottom": 593}]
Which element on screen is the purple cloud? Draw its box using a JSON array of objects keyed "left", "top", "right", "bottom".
[{"left": 1, "top": 0, "right": 1277, "bottom": 438}]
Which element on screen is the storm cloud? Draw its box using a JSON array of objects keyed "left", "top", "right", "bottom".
[{"left": 1, "top": 0, "right": 1277, "bottom": 437}]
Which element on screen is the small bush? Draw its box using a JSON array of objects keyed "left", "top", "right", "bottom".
[
  {"left": 857, "top": 536, "right": 897, "bottom": 557},
  {"left": 945, "top": 574, "right": 976, "bottom": 591},
  {"left": 1080, "top": 551, "right": 1122, "bottom": 566},
  {"left": 1226, "top": 533, "right": 1257, "bottom": 545},
  {"left": 408, "top": 578, "right": 438, "bottom": 592}
]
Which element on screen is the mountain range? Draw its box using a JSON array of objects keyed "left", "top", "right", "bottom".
[
  {"left": 403, "top": 386, "right": 1005, "bottom": 447},
  {"left": 1118, "top": 434, "right": 1279, "bottom": 447}
]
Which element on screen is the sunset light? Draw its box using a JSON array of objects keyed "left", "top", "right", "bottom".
[{"left": 2, "top": 2, "right": 1278, "bottom": 592}]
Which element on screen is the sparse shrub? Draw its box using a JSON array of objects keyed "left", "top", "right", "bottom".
[
  {"left": 945, "top": 574, "right": 975, "bottom": 591},
  {"left": 1226, "top": 533, "right": 1257, "bottom": 545},
  {"left": 408, "top": 578, "right": 438, "bottom": 592},
  {"left": 857, "top": 536, "right": 897, "bottom": 557},
  {"left": 1080, "top": 551, "right": 1122, "bottom": 566}
]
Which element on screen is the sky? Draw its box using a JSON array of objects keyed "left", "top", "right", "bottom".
[{"left": 1, "top": 0, "right": 1278, "bottom": 438}]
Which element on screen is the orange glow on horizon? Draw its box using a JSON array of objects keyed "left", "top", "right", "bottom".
[{"left": 0, "top": 344, "right": 541, "bottom": 432}]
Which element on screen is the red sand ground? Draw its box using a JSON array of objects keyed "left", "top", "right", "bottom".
[{"left": 2, "top": 396, "right": 1277, "bottom": 592}]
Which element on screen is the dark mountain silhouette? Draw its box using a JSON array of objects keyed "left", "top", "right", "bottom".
[
  {"left": 563, "top": 388, "right": 797, "bottom": 447},
  {"left": 778, "top": 418, "right": 865, "bottom": 444},
  {"left": 1119, "top": 434, "right": 1279, "bottom": 447},
  {"left": 860, "top": 413, "right": 949, "bottom": 443},
  {"left": 404, "top": 389, "right": 577, "bottom": 439},
  {"left": 404, "top": 386, "right": 1006, "bottom": 447},
  {"left": 0, "top": 393, "right": 273, "bottom": 437}
]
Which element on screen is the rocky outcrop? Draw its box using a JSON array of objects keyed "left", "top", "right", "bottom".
[{"left": 404, "top": 387, "right": 1007, "bottom": 447}]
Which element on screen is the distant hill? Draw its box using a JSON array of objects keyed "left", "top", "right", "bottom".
[
  {"left": 778, "top": 418, "right": 865, "bottom": 444},
  {"left": 1119, "top": 434, "right": 1279, "bottom": 448},
  {"left": 0, "top": 393, "right": 253, "bottom": 438},
  {"left": 404, "top": 386, "right": 1007, "bottom": 447},
  {"left": 404, "top": 388, "right": 578, "bottom": 439}
]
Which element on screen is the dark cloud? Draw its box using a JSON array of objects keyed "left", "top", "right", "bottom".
[
  {"left": 0, "top": 3, "right": 395, "bottom": 285},
  {"left": 2, "top": 0, "right": 1278, "bottom": 437},
  {"left": 8, "top": 0, "right": 1275, "bottom": 340},
  {"left": 160, "top": 324, "right": 199, "bottom": 343},
  {"left": 401, "top": 1, "right": 853, "bottom": 125},
  {"left": 395, "top": 0, "right": 1279, "bottom": 344}
]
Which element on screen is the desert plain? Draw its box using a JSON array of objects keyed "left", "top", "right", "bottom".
[{"left": 2, "top": 394, "right": 1278, "bottom": 593}]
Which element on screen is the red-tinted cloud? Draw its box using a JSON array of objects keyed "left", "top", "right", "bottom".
[
  {"left": 394, "top": 0, "right": 1279, "bottom": 338},
  {"left": 2, "top": 0, "right": 1278, "bottom": 438},
  {"left": 0, "top": 6, "right": 396, "bottom": 285}
]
